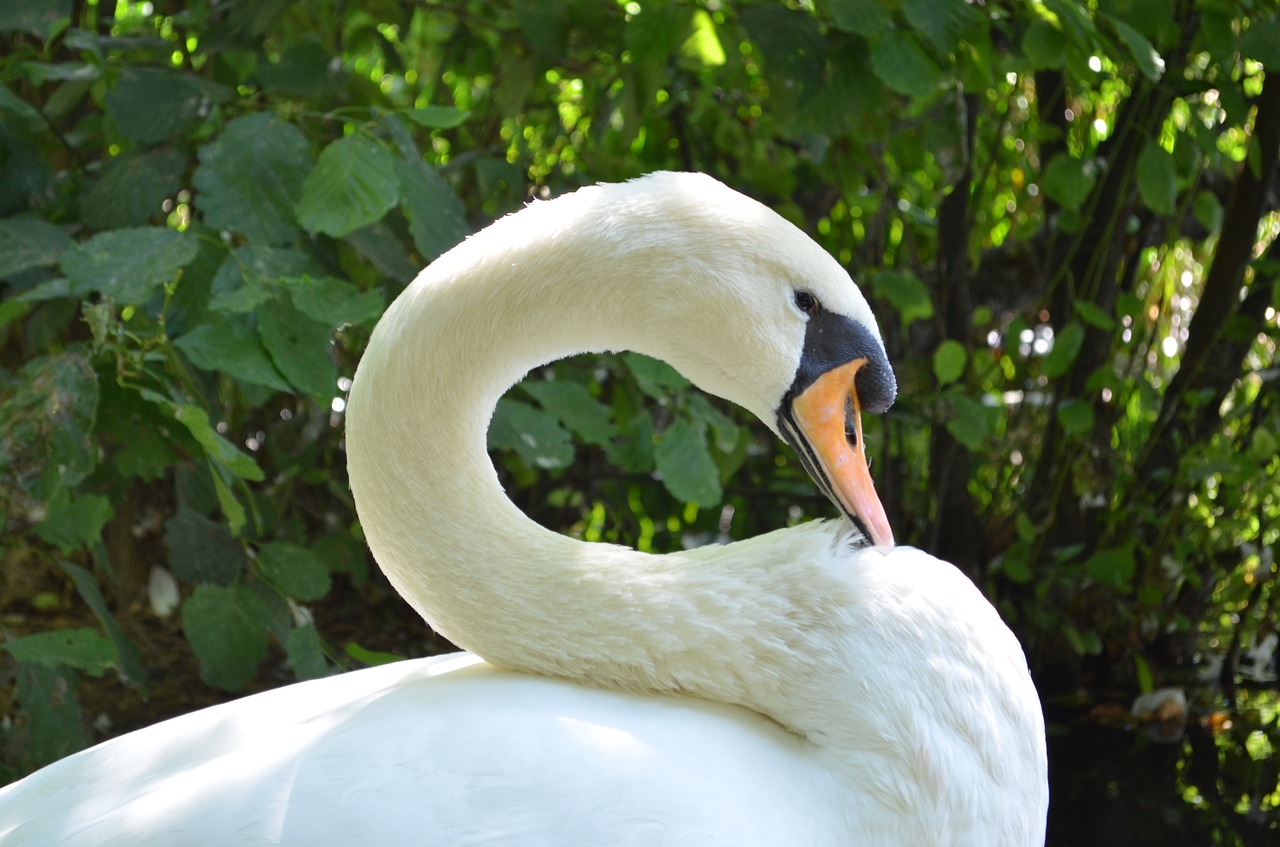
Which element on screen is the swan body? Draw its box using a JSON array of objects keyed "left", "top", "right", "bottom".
[{"left": 0, "top": 173, "right": 1048, "bottom": 844}]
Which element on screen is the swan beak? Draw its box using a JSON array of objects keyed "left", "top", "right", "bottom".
[{"left": 786, "top": 358, "right": 894, "bottom": 548}]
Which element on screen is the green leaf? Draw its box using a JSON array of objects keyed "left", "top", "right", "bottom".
[
  {"left": 826, "top": 0, "right": 891, "bottom": 37},
  {"left": 742, "top": 6, "right": 825, "bottom": 98},
  {"left": 296, "top": 135, "right": 399, "bottom": 238},
  {"left": 0, "top": 0, "right": 72, "bottom": 39},
  {"left": 1105, "top": 15, "right": 1165, "bottom": 79},
  {"left": 286, "top": 276, "right": 386, "bottom": 328},
  {"left": 82, "top": 147, "right": 187, "bottom": 230},
  {"left": 166, "top": 401, "right": 265, "bottom": 481},
  {"left": 1241, "top": 17, "right": 1280, "bottom": 68},
  {"left": 1022, "top": 19, "right": 1067, "bottom": 69},
  {"left": 687, "top": 393, "right": 741, "bottom": 453},
  {"left": 1074, "top": 300, "right": 1116, "bottom": 331},
  {"left": 257, "top": 298, "right": 338, "bottom": 400},
  {"left": 395, "top": 157, "right": 470, "bottom": 261},
  {"left": 254, "top": 35, "right": 346, "bottom": 96},
  {"left": 1137, "top": 141, "right": 1177, "bottom": 216},
  {"left": 932, "top": 339, "right": 968, "bottom": 385},
  {"left": 345, "top": 642, "right": 403, "bottom": 666},
  {"left": 1193, "top": 190, "right": 1224, "bottom": 232},
  {"left": 404, "top": 106, "right": 470, "bottom": 128},
  {"left": 1000, "top": 542, "right": 1033, "bottom": 585},
  {"left": 60, "top": 227, "right": 198, "bottom": 304},
  {"left": 1041, "top": 154, "right": 1096, "bottom": 211},
  {"left": 872, "top": 270, "right": 935, "bottom": 326},
  {"left": 193, "top": 113, "right": 313, "bottom": 246},
  {"left": 604, "top": 412, "right": 655, "bottom": 473},
  {"left": 520, "top": 380, "right": 616, "bottom": 447},
  {"left": 34, "top": 488, "right": 112, "bottom": 552},
  {"left": 0, "top": 213, "right": 72, "bottom": 279},
  {"left": 1015, "top": 512, "right": 1037, "bottom": 544},
  {"left": 1043, "top": 320, "right": 1085, "bottom": 378},
  {"left": 10, "top": 664, "right": 88, "bottom": 772},
  {"left": 285, "top": 624, "right": 330, "bottom": 681},
  {"left": 164, "top": 506, "right": 247, "bottom": 584},
  {"left": 1, "top": 350, "right": 98, "bottom": 496},
  {"left": 870, "top": 29, "right": 944, "bottom": 98},
  {"left": 182, "top": 584, "right": 270, "bottom": 691},
  {"left": 56, "top": 558, "right": 147, "bottom": 691},
  {"left": 902, "top": 0, "right": 978, "bottom": 54},
  {"left": 343, "top": 222, "right": 420, "bottom": 284},
  {"left": 682, "top": 9, "right": 726, "bottom": 66},
  {"left": 488, "top": 398, "right": 575, "bottom": 469},
  {"left": 1084, "top": 545, "right": 1136, "bottom": 591},
  {"left": 654, "top": 419, "right": 721, "bottom": 505},
  {"left": 257, "top": 541, "right": 331, "bottom": 601},
  {"left": 104, "top": 66, "right": 230, "bottom": 145},
  {"left": 944, "top": 393, "right": 992, "bottom": 451},
  {"left": 174, "top": 317, "right": 292, "bottom": 393},
  {"left": 1056, "top": 398, "right": 1095, "bottom": 437},
  {"left": 623, "top": 352, "right": 690, "bottom": 399},
  {"left": 1, "top": 629, "right": 114, "bottom": 675}
]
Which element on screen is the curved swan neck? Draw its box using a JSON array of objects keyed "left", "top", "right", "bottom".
[
  {"left": 345, "top": 177, "right": 1046, "bottom": 839},
  {"left": 345, "top": 185, "right": 788, "bottom": 704}
]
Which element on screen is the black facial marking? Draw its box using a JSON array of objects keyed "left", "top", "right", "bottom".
[{"left": 783, "top": 310, "right": 897, "bottom": 415}]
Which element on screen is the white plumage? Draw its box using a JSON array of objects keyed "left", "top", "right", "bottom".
[{"left": 0, "top": 172, "right": 1048, "bottom": 845}]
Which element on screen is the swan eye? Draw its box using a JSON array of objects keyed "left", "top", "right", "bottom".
[{"left": 794, "top": 290, "right": 819, "bottom": 315}]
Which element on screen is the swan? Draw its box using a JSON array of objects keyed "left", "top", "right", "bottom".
[{"left": 0, "top": 172, "right": 1048, "bottom": 845}]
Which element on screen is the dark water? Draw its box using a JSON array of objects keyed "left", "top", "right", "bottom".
[{"left": 1045, "top": 689, "right": 1278, "bottom": 847}]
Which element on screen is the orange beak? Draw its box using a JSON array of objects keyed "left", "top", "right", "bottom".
[{"left": 786, "top": 359, "right": 894, "bottom": 547}]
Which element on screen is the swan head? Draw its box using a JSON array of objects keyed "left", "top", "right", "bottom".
[{"left": 583, "top": 173, "right": 898, "bottom": 546}]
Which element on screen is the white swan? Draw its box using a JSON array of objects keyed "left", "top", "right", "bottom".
[{"left": 0, "top": 172, "right": 1048, "bottom": 845}]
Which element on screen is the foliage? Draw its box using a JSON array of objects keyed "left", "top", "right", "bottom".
[{"left": 0, "top": 0, "right": 1278, "bottom": 838}]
